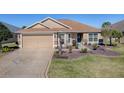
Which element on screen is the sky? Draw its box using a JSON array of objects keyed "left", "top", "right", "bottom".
[{"left": 0, "top": 14, "right": 124, "bottom": 28}]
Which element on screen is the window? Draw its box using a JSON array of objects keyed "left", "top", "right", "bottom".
[
  {"left": 94, "top": 38, "right": 98, "bottom": 41},
  {"left": 89, "top": 33, "right": 98, "bottom": 42},
  {"left": 89, "top": 38, "right": 93, "bottom": 42}
]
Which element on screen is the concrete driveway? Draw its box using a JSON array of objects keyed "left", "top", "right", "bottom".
[{"left": 0, "top": 48, "right": 53, "bottom": 78}]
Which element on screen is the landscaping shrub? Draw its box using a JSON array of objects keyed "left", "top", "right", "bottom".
[
  {"left": 113, "top": 43, "right": 117, "bottom": 47},
  {"left": 54, "top": 51, "right": 68, "bottom": 59},
  {"left": 2, "top": 47, "right": 10, "bottom": 52},
  {"left": 72, "top": 40, "right": 76, "bottom": 46},
  {"left": 75, "top": 44, "right": 78, "bottom": 49},
  {"left": 80, "top": 48, "right": 88, "bottom": 53},
  {"left": 92, "top": 43, "right": 98, "bottom": 50},
  {"left": 54, "top": 51, "right": 58, "bottom": 56},
  {"left": 66, "top": 46, "right": 69, "bottom": 49},
  {"left": 115, "top": 39, "right": 119, "bottom": 42},
  {"left": 68, "top": 45, "right": 72, "bottom": 53},
  {"left": 10, "top": 48, "right": 14, "bottom": 51},
  {"left": 112, "top": 42, "right": 118, "bottom": 47}
]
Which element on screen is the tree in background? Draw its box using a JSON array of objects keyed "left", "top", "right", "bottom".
[
  {"left": 111, "top": 29, "right": 123, "bottom": 43},
  {"left": 0, "top": 24, "right": 13, "bottom": 49},
  {"left": 102, "top": 22, "right": 123, "bottom": 45},
  {"left": 21, "top": 26, "right": 27, "bottom": 29},
  {"left": 111, "top": 29, "right": 119, "bottom": 39},
  {"left": 116, "top": 31, "right": 123, "bottom": 43}
]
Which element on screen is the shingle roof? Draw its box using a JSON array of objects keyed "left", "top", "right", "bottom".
[
  {"left": 0, "top": 21, "right": 21, "bottom": 32},
  {"left": 17, "top": 18, "right": 100, "bottom": 33},
  {"left": 112, "top": 20, "right": 124, "bottom": 32},
  {"left": 58, "top": 19, "right": 100, "bottom": 32}
]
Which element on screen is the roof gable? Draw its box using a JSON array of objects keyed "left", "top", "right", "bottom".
[
  {"left": 40, "top": 17, "right": 71, "bottom": 29},
  {"left": 28, "top": 23, "right": 49, "bottom": 29},
  {"left": 26, "top": 17, "right": 71, "bottom": 29}
]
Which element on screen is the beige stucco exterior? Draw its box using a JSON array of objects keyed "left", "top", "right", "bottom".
[
  {"left": 83, "top": 33, "right": 88, "bottom": 44},
  {"left": 98, "top": 33, "right": 103, "bottom": 39},
  {"left": 21, "top": 34, "right": 53, "bottom": 49},
  {"left": 17, "top": 34, "right": 23, "bottom": 48},
  {"left": 30, "top": 23, "right": 46, "bottom": 29},
  {"left": 18, "top": 32, "right": 103, "bottom": 49},
  {"left": 41, "top": 19, "right": 66, "bottom": 28}
]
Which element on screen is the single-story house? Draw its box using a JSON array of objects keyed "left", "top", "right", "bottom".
[
  {"left": 112, "top": 20, "right": 124, "bottom": 43},
  {"left": 17, "top": 17, "right": 102, "bottom": 49},
  {"left": 0, "top": 21, "right": 21, "bottom": 43}
]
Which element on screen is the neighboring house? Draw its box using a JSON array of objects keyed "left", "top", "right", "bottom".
[
  {"left": 112, "top": 20, "right": 124, "bottom": 43},
  {"left": 0, "top": 21, "right": 21, "bottom": 43},
  {"left": 17, "top": 17, "right": 102, "bottom": 49}
]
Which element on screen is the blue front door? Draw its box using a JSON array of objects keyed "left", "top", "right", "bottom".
[{"left": 77, "top": 33, "right": 82, "bottom": 43}]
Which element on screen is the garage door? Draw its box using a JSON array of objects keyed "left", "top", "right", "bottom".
[{"left": 22, "top": 35, "right": 53, "bottom": 49}]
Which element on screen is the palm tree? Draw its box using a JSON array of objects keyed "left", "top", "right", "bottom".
[
  {"left": 102, "top": 22, "right": 111, "bottom": 28},
  {"left": 22, "top": 26, "right": 27, "bottom": 29},
  {"left": 101, "top": 22, "right": 112, "bottom": 46}
]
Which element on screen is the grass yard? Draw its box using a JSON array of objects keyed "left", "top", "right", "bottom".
[
  {"left": 48, "top": 44, "right": 124, "bottom": 78},
  {"left": 110, "top": 44, "right": 124, "bottom": 55}
]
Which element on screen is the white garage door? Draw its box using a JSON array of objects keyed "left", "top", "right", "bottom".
[{"left": 22, "top": 35, "right": 53, "bottom": 49}]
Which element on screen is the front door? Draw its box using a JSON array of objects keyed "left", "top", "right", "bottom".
[{"left": 77, "top": 33, "right": 83, "bottom": 43}]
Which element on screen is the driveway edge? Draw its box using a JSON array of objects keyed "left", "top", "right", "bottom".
[{"left": 44, "top": 50, "right": 54, "bottom": 78}]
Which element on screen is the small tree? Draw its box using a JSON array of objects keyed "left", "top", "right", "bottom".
[
  {"left": 101, "top": 22, "right": 112, "bottom": 46},
  {"left": 116, "top": 31, "right": 123, "bottom": 43},
  {"left": 101, "top": 29, "right": 110, "bottom": 45},
  {"left": 111, "top": 29, "right": 119, "bottom": 39},
  {"left": 111, "top": 30, "right": 123, "bottom": 43}
]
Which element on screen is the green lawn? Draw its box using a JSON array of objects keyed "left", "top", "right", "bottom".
[
  {"left": 110, "top": 44, "right": 124, "bottom": 55},
  {"left": 48, "top": 44, "right": 124, "bottom": 78}
]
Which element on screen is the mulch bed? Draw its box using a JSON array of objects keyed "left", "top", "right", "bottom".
[
  {"left": 54, "top": 45, "right": 120, "bottom": 59},
  {"left": 61, "top": 51, "right": 90, "bottom": 59},
  {"left": 54, "top": 49, "right": 90, "bottom": 59},
  {"left": 87, "top": 45, "right": 120, "bottom": 57}
]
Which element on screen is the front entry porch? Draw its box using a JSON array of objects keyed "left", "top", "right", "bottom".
[{"left": 54, "top": 32, "right": 84, "bottom": 49}]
